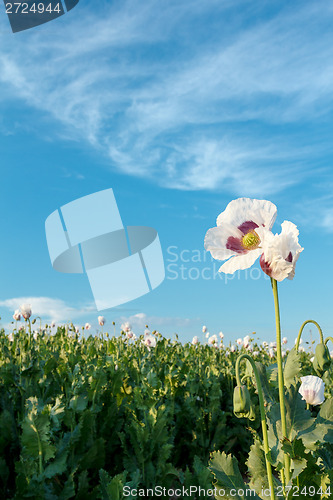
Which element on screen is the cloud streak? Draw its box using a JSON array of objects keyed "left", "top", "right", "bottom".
[
  {"left": 0, "top": 297, "right": 95, "bottom": 323},
  {"left": 1, "top": 0, "right": 333, "bottom": 193}
]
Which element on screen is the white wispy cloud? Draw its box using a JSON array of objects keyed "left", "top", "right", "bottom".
[
  {"left": 1, "top": 0, "right": 333, "bottom": 192},
  {"left": 0, "top": 297, "right": 95, "bottom": 323}
]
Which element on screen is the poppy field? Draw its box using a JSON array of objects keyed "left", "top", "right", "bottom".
[{"left": 0, "top": 322, "right": 332, "bottom": 500}]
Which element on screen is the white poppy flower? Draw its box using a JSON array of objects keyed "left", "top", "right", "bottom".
[
  {"left": 219, "top": 331, "right": 224, "bottom": 339},
  {"left": 202, "top": 325, "right": 207, "bottom": 333},
  {"left": 310, "top": 356, "right": 315, "bottom": 363},
  {"left": 253, "top": 351, "right": 259, "bottom": 356},
  {"left": 236, "top": 338, "right": 242, "bottom": 345},
  {"left": 259, "top": 221, "right": 303, "bottom": 281},
  {"left": 282, "top": 350, "right": 286, "bottom": 357},
  {"left": 282, "top": 337, "right": 288, "bottom": 344},
  {"left": 8, "top": 333, "right": 14, "bottom": 342},
  {"left": 33, "top": 331, "right": 38, "bottom": 341},
  {"left": 121, "top": 322, "right": 132, "bottom": 333},
  {"left": 20, "top": 304, "right": 32, "bottom": 319},
  {"left": 262, "top": 341, "right": 268, "bottom": 348},
  {"left": 231, "top": 345, "right": 236, "bottom": 352},
  {"left": 51, "top": 321, "right": 56, "bottom": 328},
  {"left": 127, "top": 331, "right": 134, "bottom": 339},
  {"left": 192, "top": 336, "right": 199, "bottom": 345},
  {"left": 208, "top": 334, "right": 218, "bottom": 345},
  {"left": 13, "top": 310, "right": 21, "bottom": 321},
  {"left": 85, "top": 323, "right": 91, "bottom": 330},
  {"left": 299, "top": 375, "right": 325, "bottom": 406},
  {"left": 269, "top": 348, "right": 275, "bottom": 358},
  {"left": 204, "top": 198, "right": 277, "bottom": 274},
  {"left": 98, "top": 316, "right": 105, "bottom": 326},
  {"left": 143, "top": 334, "right": 156, "bottom": 348}
]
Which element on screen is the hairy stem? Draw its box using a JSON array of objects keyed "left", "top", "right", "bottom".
[
  {"left": 271, "top": 278, "right": 291, "bottom": 488},
  {"left": 236, "top": 354, "right": 276, "bottom": 500},
  {"left": 295, "top": 320, "right": 324, "bottom": 351}
]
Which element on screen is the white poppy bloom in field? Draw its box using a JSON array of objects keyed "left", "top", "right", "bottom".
[
  {"left": 192, "top": 336, "right": 199, "bottom": 345},
  {"left": 269, "top": 348, "right": 275, "bottom": 358},
  {"left": 310, "top": 356, "right": 315, "bottom": 363},
  {"left": 208, "top": 334, "right": 218, "bottom": 345},
  {"left": 202, "top": 325, "right": 207, "bottom": 333},
  {"left": 98, "top": 316, "right": 105, "bottom": 326},
  {"left": 252, "top": 351, "right": 259, "bottom": 356},
  {"left": 219, "top": 331, "right": 224, "bottom": 339},
  {"left": 262, "top": 341, "right": 268, "bottom": 348},
  {"left": 299, "top": 375, "right": 325, "bottom": 406},
  {"left": 85, "top": 323, "right": 91, "bottom": 330},
  {"left": 243, "top": 335, "right": 250, "bottom": 348},
  {"left": 205, "top": 331, "right": 210, "bottom": 338},
  {"left": 33, "top": 331, "right": 38, "bottom": 341},
  {"left": 51, "top": 321, "right": 56, "bottom": 328},
  {"left": 8, "top": 333, "right": 14, "bottom": 342},
  {"left": 282, "top": 337, "right": 288, "bottom": 344},
  {"left": 236, "top": 338, "right": 242, "bottom": 345},
  {"left": 259, "top": 221, "right": 303, "bottom": 281},
  {"left": 143, "top": 334, "right": 156, "bottom": 349},
  {"left": 121, "top": 322, "right": 132, "bottom": 333},
  {"left": 204, "top": 198, "right": 277, "bottom": 274},
  {"left": 230, "top": 345, "right": 236, "bottom": 352},
  {"left": 20, "top": 304, "right": 32, "bottom": 319},
  {"left": 13, "top": 310, "right": 21, "bottom": 321}
]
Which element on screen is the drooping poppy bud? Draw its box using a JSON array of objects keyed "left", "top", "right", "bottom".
[
  {"left": 313, "top": 343, "right": 331, "bottom": 376},
  {"left": 233, "top": 385, "right": 252, "bottom": 418}
]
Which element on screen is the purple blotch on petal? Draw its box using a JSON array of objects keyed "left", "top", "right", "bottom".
[
  {"left": 226, "top": 236, "right": 247, "bottom": 254},
  {"left": 260, "top": 253, "right": 272, "bottom": 276},
  {"left": 238, "top": 220, "right": 259, "bottom": 234},
  {"left": 286, "top": 252, "right": 293, "bottom": 262}
]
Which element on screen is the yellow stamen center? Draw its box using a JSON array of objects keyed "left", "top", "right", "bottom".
[{"left": 242, "top": 231, "right": 260, "bottom": 250}]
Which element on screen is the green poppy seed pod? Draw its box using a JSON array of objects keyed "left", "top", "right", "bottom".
[
  {"left": 313, "top": 343, "right": 331, "bottom": 375},
  {"left": 233, "top": 385, "right": 252, "bottom": 418}
]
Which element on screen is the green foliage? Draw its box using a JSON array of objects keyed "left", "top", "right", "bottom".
[{"left": 209, "top": 451, "right": 261, "bottom": 499}]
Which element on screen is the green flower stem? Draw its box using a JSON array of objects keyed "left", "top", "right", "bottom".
[
  {"left": 271, "top": 278, "right": 291, "bottom": 487},
  {"left": 235, "top": 354, "right": 276, "bottom": 500},
  {"left": 295, "top": 320, "right": 324, "bottom": 351},
  {"left": 324, "top": 336, "right": 333, "bottom": 346}
]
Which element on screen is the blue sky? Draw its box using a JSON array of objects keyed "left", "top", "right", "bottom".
[{"left": 1, "top": 0, "right": 333, "bottom": 345}]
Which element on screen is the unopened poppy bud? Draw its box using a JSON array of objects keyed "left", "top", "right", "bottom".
[
  {"left": 233, "top": 385, "right": 252, "bottom": 418},
  {"left": 313, "top": 343, "right": 331, "bottom": 376}
]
